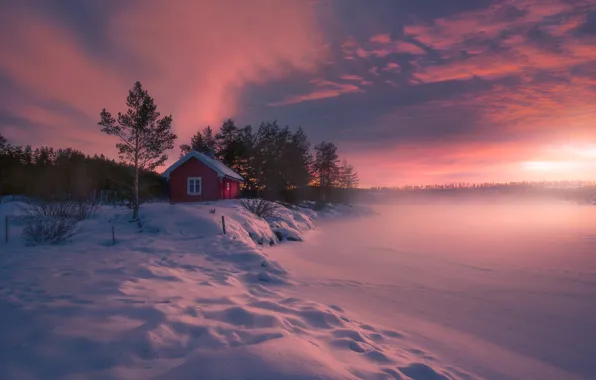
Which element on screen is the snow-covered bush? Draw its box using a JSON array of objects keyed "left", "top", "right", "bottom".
[{"left": 239, "top": 198, "right": 279, "bottom": 219}]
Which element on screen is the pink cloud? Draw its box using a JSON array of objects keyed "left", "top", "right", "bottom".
[
  {"left": 383, "top": 63, "right": 401, "bottom": 72},
  {"left": 370, "top": 34, "right": 391, "bottom": 44},
  {"left": 341, "top": 35, "right": 426, "bottom": 60},
  {"left": 0, "top": 1, "right": 326, "bottom": 158},
  {"left": 269, "top": 79, "right": 363, "bottom": 106},
  {"left": 340, "top": 75, "right": 365, "bottom": 81},
  {"left": 340, "top": 75, "right": 374, "bottom": 86},
  {"left": 0, "top": 12, "right": 127, "bottom": 120}
]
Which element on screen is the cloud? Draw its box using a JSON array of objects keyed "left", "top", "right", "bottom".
[
  {"left": 268, "top": 79, "right": 363, "bottom": 106},
  {"left": 340, "top": 75, "right": 373, "bottom": 86},
  {"left": 341, "top": 34, "right": 427, "bottom": 60},
  {"left": 0, "top": 0, "right": 325, "bottom": 151}
]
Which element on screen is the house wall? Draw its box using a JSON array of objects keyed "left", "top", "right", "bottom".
[
  {"left": 220, "top": 178, "right": 241, "bottom": 199},
  {"left": 169, "top": 157, "right": 220, "bottom": 202}
]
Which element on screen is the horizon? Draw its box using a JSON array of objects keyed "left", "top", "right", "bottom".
[
  {"left": 2, "top": 140, "right": 596, "bottom": 189},
  {"left": 1, "top": 1, "right": 596, "bottom": 187}
]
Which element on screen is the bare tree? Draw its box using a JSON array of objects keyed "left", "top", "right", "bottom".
[{"left": 99, "top": 81, "right": 176, "bottom": 220}]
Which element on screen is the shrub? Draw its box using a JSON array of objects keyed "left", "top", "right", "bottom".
[
  {"left": 239, "top": 198, "right": 279, "bottom": 219},
  {"left": 72, "top": 200, "right": 100, "bottom": 221},
  {"left": 23, "top": 209, "right": 77, "bottom": 245},
  {"left": 21, "top": 199, "right": 98, "bottom": 244}
]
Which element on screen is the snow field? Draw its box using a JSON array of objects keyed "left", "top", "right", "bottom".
[{"left": 0, "top": 200, "right": 467, "bottom": 380}]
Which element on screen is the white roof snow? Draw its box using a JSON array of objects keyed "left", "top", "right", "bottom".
[{"left": 161, "top": 151, "right": 244, "bottom": 182}]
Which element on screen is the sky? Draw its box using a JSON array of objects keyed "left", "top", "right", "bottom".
[{"left": 1, "top": 0, "right": 595, "bottom": 187}]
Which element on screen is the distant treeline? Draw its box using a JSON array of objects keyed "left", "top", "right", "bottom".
[
  {"left": 363, "top": 181, "right": 596, "bottom": 204},
  {"left": 0, "top": 136, "right": 165, "bottom": 203}
]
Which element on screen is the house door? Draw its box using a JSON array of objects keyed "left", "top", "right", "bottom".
[{"left": 224, "top": 180, "right": 231, "bottom": 199}]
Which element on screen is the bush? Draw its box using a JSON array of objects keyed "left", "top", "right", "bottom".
[
  {"left": 239, "top": 198, "right": 279, "bottom": 218},
  {"left": 21, "top": 200, "right": 98, "bottom": 244},
  {"left": 72, "top": 199, "right": 100, "bottom": 221}
]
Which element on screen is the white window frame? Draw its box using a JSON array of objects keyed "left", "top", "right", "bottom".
[
  {"left": 187, "top": 177, "right": 202, "bottom": 195},
  {"left": 226, "top": 181, "right": 231, "bottom": 191}
]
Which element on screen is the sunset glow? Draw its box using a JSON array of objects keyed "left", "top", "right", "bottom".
[{"left": 1, "top": 0, "right": 595, "bottom": 187}]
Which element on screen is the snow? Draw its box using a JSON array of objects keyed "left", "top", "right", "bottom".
[
  {"left": 8, "top": 199, "right": 587, "bottom": 379},
  {"left": 0, "top": 200, "right": 468, "bottom": 380},
  {"left": 274, "top": 201, "right": 596, "bottom": 380},
  {"left": 161, "top": 151, "right": 244, "bottom": 182}
]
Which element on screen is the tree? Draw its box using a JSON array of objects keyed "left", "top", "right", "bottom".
[
  {"left": 215, "top": 119, "right": 240, "bottom": 166},
  {"left": 98, "top": 81, "right": 176, "bottom": 219},
  {"left": 235, "top": 125, "right": 257, "bottom": 190},
  {"left": 180, "top": 126, "right": 216, "bottom": 156},
  {"left": 251, "top": 121, "right": 295, "bottom": 197},
  {"left": 338, "top": 159, "right": 359, "bottom": 189},
  {"left": 313, "top": 141, "right": 340, "bottom": 201},
  {"left": 0, "top": 133, "right": 8, "bottom": 193},
  {"left": 285, "top": 127, "right": 312, "bottom": 188}
]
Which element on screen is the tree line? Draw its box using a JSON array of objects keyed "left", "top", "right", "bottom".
[
  {"left": 1, "top": 81, "right": 359, "bottom": 216},
  {"left": 178, "top": 119, "right": 359, "bottom": 202},
  {"left": 0, "top": 136, "right": 166, "bottom": 204}
]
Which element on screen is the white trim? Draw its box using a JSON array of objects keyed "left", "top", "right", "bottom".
[{"left": 187, "top": 177, "right": 202, "bottom": 195}]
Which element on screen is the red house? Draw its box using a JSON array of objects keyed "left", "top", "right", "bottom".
[{"left": 162, "top": 151, "right": 244, "bottom": 203}]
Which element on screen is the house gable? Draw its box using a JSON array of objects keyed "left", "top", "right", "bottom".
[{"left": 162, "top": 151, "right": 244, "bottom": 182}]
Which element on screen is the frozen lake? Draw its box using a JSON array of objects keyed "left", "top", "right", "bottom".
[{"left": 274, "top": 200, "right": 596, "bottom": 380}]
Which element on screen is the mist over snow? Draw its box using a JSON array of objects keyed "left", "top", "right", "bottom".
[{"left": 274, "top": 199, "right": 596, "bottom": 380}]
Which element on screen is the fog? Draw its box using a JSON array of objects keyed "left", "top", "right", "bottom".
[{"left": 274, "top": 198, "right": 596, "bottom": 380}]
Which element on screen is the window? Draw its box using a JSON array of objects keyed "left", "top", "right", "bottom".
[
  {"left": 226, "top": 182, "right": 231, "bottom": 191},
  {"left": 187, "top": 177, "right": 202, "bottom": 195}
]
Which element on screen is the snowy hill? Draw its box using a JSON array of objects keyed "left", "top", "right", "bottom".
[{"left": 0, "top": 201, "right": 468, "bottom": 380}]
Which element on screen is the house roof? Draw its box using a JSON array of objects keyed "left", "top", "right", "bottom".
[{"left": 161, "top": 151, "right": 244, "bottom": 182}]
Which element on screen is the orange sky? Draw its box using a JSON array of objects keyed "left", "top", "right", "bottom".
[{"left": 0, "top": 0, "right": 595, "bottom": 187}]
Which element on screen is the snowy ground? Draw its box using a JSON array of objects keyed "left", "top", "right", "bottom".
[
  {"left": 0, "top": 200, "right": 470, "bottom": 380},
  {"left": 274, "top": 200, "right": 596, "bottom": 380}
]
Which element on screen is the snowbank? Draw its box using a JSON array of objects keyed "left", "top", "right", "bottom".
[{"left": 0, "top": 200, "right": 466, "bottom": 380}]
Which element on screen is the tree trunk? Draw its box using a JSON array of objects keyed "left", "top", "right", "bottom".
[
  {"left": 133, "top": 167, "right": 139, "bottom": 220},
  {"left": 133, "top": 133, "right": 140, "bottom": 221},
  {"left": 320, "top": 173, "right": 325, "bottom": 202}
]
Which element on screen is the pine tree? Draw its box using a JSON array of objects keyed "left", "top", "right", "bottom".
[
  {"left": 202, "top": 126, "right": 216, "bottom": 154},
  {"left": 180, "top": 126, "right": 216, "bottom": 156},
  {"left": 285, "top": 126, "right": 312, "bottom": 188},
  {"left": 313, "top": 141, "right": 340, "bottom": 201},
  {"left": 215, "top": 119, "right": 241, "bottom": 168},
  {"left": 98, "top": 81, "right": 176, "bottom": 220},
  {"left": 338, "top": 159, "right": 359, "bottom": 188},
  {"left": 235, "top": 125, "right": 257, "bottom": 190}
]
